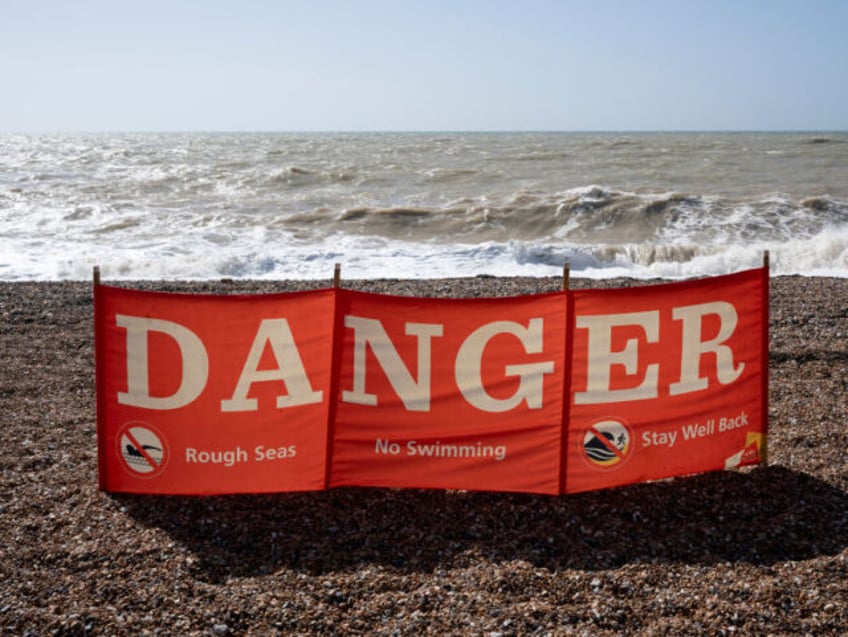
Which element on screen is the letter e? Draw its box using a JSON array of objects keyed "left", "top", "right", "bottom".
[{"left": 574, "top": 311, "right": 659, "bottom": 404}]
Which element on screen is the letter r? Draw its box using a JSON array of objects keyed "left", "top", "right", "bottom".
[{"left": 670, "top": 301, "right": 744, "bottom": 395}]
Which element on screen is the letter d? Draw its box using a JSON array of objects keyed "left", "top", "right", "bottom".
[{"left": 116, "top": 315, "right": 209, "bottom": 410}]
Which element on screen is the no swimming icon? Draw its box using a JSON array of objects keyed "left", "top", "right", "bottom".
[
  {"left": 582, "top": 419, "right": 632, "bottom": 469},
  {"left": 118, "top": 423, "right": 168, "bottom": 478}
]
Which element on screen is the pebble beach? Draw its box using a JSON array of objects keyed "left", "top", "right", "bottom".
[{"left": 1, "top": 275, "right": 846, "bottom": 635}]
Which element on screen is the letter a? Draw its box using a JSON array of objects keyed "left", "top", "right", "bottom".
[
  {"left": 117, "top": 315, "right": 209, "bottom": 410},
  {"left": 221, "top": 319, "right": 323, "bottom": 412}
]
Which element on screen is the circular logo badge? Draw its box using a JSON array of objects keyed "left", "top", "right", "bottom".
[
  {"left": 582, "top": 419, "right": 632, "bottom": 470},
  {"left": 117, "top": 423, "right": 169, "bottom": 478}
]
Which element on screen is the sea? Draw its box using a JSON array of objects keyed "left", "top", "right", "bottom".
[{"left": 1, "top": 131, "right": 847, "bottom": 281}]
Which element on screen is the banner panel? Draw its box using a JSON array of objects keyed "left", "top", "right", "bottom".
[
  {"left": 564, "top": 268, "right": 767, "bottom": 494},
  {"left": 94, "top": 269, "right": 768, "bottom": 496},
  {"left": 95, "top": 286, "right": 335, "bottom": 494},
  {"left": 328, "top": 290, "right": 567, "bottom": 494}
]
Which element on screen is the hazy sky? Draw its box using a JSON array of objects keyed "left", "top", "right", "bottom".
[{"left": 2, "top": 0, "right": 846, "bottom": 132}]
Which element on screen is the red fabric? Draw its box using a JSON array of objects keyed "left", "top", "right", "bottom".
[
  {"left": 94, "top": 268, "right": 767, "bottom": 495},
  {"left": 95, "top": 287, "right": 335, "bottom": 494},
  {"left": 565, "top": 269, "right": 768, "bottom": 493},
  {"left": 328, "top": 290, "right": 566, "bottom": 494}
]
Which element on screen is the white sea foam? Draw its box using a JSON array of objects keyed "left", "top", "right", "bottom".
[
  {"left": 11, "top": 229, "right": 841, "bottom": 282},
  {"left": 1, "top": 132, "right": 847, "bottom": 280}
]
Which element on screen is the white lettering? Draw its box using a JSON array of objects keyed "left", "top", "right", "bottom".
[
  {"left": 719, "top": 411, "right": 749, "bottom": 432},
  {"left": 405, "top": 440, "right": 507, "bottom": 461},
  {"left": 342, "top": 316, "right": 443, "bottom": 411},
  {"left": 117, "top": 315, "right": 209, "bottom": 410},
  {"left": 455, "top": 319, "right": 554, "bottom": 412},
  {"left": 670, "top": 302, "right": 745, "bottom": 396},
  {"left": 185, "top": 446, "right": 248, "bottom": 467},
  {"left": 254, "top": 444, "right": 297, "bottom": 460},
  {"left": 375, "top": 438, "right": 401, "bottom": 455},
  {"left": 575, "top": 311, "right": 659, "bottom": 404},
  {"left": 221, "top": 319, "right": 323, "bottom": 412},
  {"left": 640, "top": 430, "right": 677, "bottom": 448}
]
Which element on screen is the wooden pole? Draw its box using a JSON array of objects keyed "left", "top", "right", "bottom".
[
  {"left": 562, "top": 260, "right": 570, "bottom": 290},
  {"left": 761, "top": 249, "right": 770, "bottom": 467},
  {"left": 333, "top": 262, "right": 341, "bottom": 288},
  {"left": 92, "top": 264, "right": 105, "bottom": 490}
]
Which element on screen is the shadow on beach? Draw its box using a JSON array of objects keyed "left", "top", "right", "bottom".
[{"left": 115, "top": 465, "right": 848, "bottom": 583}]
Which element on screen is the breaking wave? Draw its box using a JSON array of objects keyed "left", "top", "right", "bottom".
[{"left": 2, "top": 132, "right": 847, "bottom": 280}]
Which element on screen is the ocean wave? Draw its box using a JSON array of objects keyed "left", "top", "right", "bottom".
[
  {"left": 7, "top": 223, "right": 846, "bottom": 281},
  {"left": 338, "top": 207, "right": 438, "bottom": 222},
  {"left": 3, "top": 132, "right": 848, "bottom": 281},
  {"left": 803, "top": 137, "right": 844, "bottom": 145},
  {"left": 510, "top": 225, "right": 848, "bottom": 278},
  {"left": 277, "top": 189, "right": 848, "bottom": 248},
  {"left": 423, "top": 168, "right": 479, "bottom": 183},
  {"left": 265, "top": 165, "right": 357, "bottom": 187}
]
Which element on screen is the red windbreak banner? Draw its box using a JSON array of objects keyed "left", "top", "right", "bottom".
[
  {"left": 95, "top": 286, "right": 335, "bottom": 494},
  {"left": 95, "top": 268, "right": 767, "bottom": 495},
  {"left": 329, "top": 290, "right": 566, "bottom": 494},
  {"left": 565, "top": 268, "right": 768, "bottom": 493}
]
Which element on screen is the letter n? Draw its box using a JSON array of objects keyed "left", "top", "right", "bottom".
[{"left": 342, "top": 316, "right": 443, "bottom": 412}]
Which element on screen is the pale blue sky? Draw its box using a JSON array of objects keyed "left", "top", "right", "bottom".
[{"left": 2, "top": 0, "right": 846, "bottom": 132}]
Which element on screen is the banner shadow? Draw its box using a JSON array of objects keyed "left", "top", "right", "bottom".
[{"left": 114, "top": 466, "right": 847, "bottom": 582}]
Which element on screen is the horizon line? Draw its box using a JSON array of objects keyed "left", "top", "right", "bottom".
[{"left": 2, "top": 128, "right": 847, "bottom": 135}]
